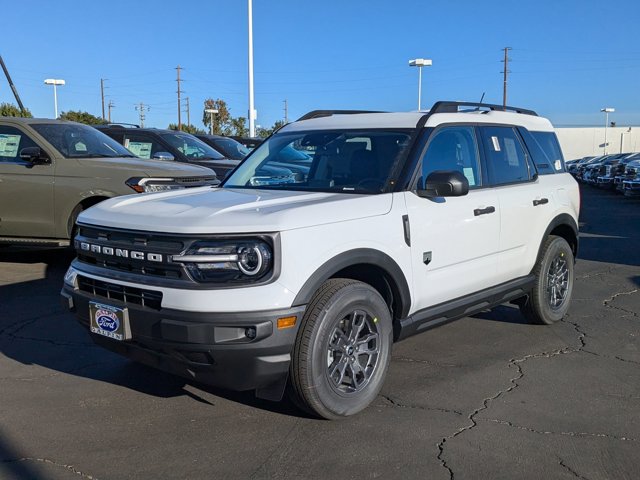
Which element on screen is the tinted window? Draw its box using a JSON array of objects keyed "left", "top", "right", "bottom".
[
  {"left": 480, "top": 126, "right": 532, "bottom": 185},
  {"left": 160, "top": 133, "right": 225, "bottom": 160},
  {"left": 31, "top": 123, "right": 134, "bottom": 158},
  {"left": 123, "top": 132, "right": 164, "bottom": 159},
  {"left": 421, "top": 126, "right": 481, "bottom": 187},
  {"left": 531, "top": 131, "right": 565, "bottom": 173},
  {"left": 0, "top": 125, "right": 39, "bottom": 163},
  {"left": 517, "top": 128, "right": 554, "bottom": 175}
]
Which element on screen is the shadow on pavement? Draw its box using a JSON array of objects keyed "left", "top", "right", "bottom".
[
  {"left": 0, "top": 428, "right": 44, "bottom": 480},
  {"left": 0, "top": 247, "right": 306, "bottom": 419}
]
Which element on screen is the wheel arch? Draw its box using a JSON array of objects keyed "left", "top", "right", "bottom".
[
  {"left": 538, "top": 213, "right": 579, "bottom": 263},
  {"left": 291, "top": 249, "right": 411, "bottom": 320},
  {"left": 66, "top": 195, "right": 112, "bottom": 237}
]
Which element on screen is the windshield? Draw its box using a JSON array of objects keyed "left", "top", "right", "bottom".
[
  {"left": 224, "top": 129, "right": 412, "bottom": 194},
  {"left": 207, "top": 137, "right": 250, "bottom": 160},
  {"left": 159, "top": 133, "right": 225, "bottom": 160},
  {"left": 31, "top": 123, "right": 136, "bottom": 158}
]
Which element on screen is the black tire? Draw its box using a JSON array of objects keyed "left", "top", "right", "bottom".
[
  {"left": 520, "top": 235, "right": 574, "bottom": 325},
  {"left": 289, "top": 278, "right": 393, "bottom": 420},
  {"left": 68, "top": 204, "right": 83, "bottom": 242}
]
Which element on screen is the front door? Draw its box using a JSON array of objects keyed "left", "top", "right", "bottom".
[
  {"left": 405, "top": 125, "right": 500, "bottom": 311},
  {"left": 0, "top": 124, "right": 55, "bottom": 238}
]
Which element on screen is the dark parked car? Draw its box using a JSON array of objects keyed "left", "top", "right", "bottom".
[
  {"left": 196, "top": 134, "right": 250, "bottom": 160},
  {"left": 230, "top": 136, "right": 263, "bottom": 151},
  {"left": 95, "top": 125, "right": 239, "bottom": 178},
  {"left": 596, "top": 152, "right": 640, "bottom": 190}
]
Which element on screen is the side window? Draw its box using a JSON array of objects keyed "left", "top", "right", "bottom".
[
  {"left": 480, "top": 126, "right": 532, "bottom": 185},
  {"left": 123, "top": 133, "right": 160, "bottom": 159},
  {"left": 531, "top": 131, "right": 565, "bottom": 172},
  {"left": 0, "top": 125, "right": 40, "bottom": 164},
  {"left": 421, "top": 126, "right": 481, "bottom": 187}
]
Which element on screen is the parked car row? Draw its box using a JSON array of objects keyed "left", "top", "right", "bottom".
[{"left": 566, "top": 152, "right": 640, "bottom": 196}]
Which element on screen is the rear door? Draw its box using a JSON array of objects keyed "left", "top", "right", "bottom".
[
  {"left": 405, "top": 125, "right": 501, "bottom": 310},
  {"left": 478, "top": 125, "right": 548, "bottom": 282},
  {"left": 0, "top": 124, "right": 55, "bottom": 238}
]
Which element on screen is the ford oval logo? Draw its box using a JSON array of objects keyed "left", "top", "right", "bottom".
[{"left": 96, "top": 309, "right": 119, "bottom": 332}]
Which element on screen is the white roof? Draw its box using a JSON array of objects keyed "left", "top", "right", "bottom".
[{"left": 280, "top": 109, "right": 555, "bottom": 133}]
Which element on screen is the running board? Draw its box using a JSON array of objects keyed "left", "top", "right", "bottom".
[
  {"left": 395, "top": 275, "right": 535, "bottom": 341},
  {"left": 0, "top": 236, "right": 70, "bottom": 247}
]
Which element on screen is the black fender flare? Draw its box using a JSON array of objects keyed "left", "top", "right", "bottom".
[
  {"left": 292, "top": 248, "right": 412, "bottom": 319},
  {"left": 537, "top": 213, "right": 579, "bottom": 262}
]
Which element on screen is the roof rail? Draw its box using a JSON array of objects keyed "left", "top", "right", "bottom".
[
  {"left": 98, "top": 122, "right": 141, "bottom": 128},
  {"left": 429, "top": 101, "right": 538, "bottom": 116},
  {"left": 297, "top": 109, "right": 386, "bottom": 121}
]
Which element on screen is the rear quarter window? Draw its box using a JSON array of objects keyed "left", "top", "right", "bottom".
[{"left": 519, "top": 129, "right": 565, "bottom": 175}]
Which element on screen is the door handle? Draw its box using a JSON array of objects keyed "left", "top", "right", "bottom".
[
  {"left": 474, "top": 206, "right": 496, "bottom": 216},
  {"left": 533, "top": 198, "right": 549, "bottom": 206}
]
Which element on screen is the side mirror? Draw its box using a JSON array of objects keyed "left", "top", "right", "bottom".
[
  {"left": 152, "top": 151, "right": 175, "bottom": 161},
  {"left": 417, "top": 170, "right": 469, "bottom": 198},
  {"left": 19, "top": 147, "right": 50, "bottom": 164}
]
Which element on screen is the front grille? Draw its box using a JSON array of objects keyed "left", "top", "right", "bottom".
[
  {"left": 75, "top": 225, "right": 187, "bottom": 280},
  {"left": 78, "top": 275, "right": 163, "bottom": 310}
]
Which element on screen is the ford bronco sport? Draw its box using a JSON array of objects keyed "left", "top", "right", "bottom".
[{"left": 61, "top": 101, "right": 579, "bottom": 419}]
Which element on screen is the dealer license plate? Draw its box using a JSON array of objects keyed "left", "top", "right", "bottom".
[{"left": 89, "top": 302, "right": 131, "bottom": 341}]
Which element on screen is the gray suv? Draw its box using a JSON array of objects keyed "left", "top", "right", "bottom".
[{"left": 0, "top": 117, "right": 217, "bottom": 247}]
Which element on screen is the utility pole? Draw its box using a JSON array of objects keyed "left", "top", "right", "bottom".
[
  {"left": 0, "top": 54, "right": 27, "bottom": 115},
  {"left": 185, "top": 97, "right": 190, "bottom": 127},
  {"left": 176, "top": 65, "right": 182, "bottom": 131},
  {"left": 283, "top": 99, "right": 288, "bottom": 123},
  {"left": 108, "top": 100, "right": 115, "bottom": 123},
  {"left": 100, "top": 78, "right": 107, "bottom": 120},
  {"left": 135, "top": 102, "right": 148, "bottom": 128},
  {"left": 501, "top": 47, "right": 512, "bottom": 109}
]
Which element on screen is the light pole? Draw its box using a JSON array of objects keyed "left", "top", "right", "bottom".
[
  {"left": 601, "top": 107, "right": 615, "bottom": 154},
  {"left": 44, "top": 78, "right": 65, "bottom": 118},
  {"left": 248, "top": 0, "right": 256, "bottom": 138},
  {"left": 205, "top": 109, "right": 218, "bottom": 135},
  {"left": 409, "top": 58, "right": 432, "bottom": 111}
]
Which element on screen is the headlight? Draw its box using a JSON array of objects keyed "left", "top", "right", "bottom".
[
  {"left": 126, "top": 177, "right": 184, "bottom": 193},
  {"left": 172, "top": 239, "right": 273, "bottom": 283}
]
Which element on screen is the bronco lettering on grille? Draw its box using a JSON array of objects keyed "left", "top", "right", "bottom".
[{"left": 78, "top": 242, "right": 163, "bottom": 262}]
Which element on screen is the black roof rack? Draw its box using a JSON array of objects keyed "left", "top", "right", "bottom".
[
  {"left": 96, "top": 122, "right": 141, "bottom": 128},
  {"left": 297, "top": 110, "right": 386, "bottom": 121},
  {"left": 429, "top": 101, "right": 538, "bottom": 116}
]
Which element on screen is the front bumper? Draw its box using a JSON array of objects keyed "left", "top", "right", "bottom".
[
  {"left": 622, "top": 180, "right": 640, "bottom": 196},
  {"left": 61, "top": 280, "right": 306, "bottom": 396}
]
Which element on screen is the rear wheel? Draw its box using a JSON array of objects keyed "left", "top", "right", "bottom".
[
  {"left": 290, "top": 279, "right": 392, "bottom": 419},
  {"left": 520, "top": 235, "right": 574, "bottom": 325}
]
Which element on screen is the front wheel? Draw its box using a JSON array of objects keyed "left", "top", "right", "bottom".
[
  {"left": 289, "top": 279, "right": 392, "bottom": 419},
  {"left": 520, "top": 235, "right": 574, "bottom": 325}
]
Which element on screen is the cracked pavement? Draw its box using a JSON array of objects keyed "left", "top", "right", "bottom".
[{"left": 1, "top": 187, "right": 639, "bottom": 479}]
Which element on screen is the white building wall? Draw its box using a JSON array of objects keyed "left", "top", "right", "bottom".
[{"left": 556, "top": 127, "right": 640, "bottom": 160}]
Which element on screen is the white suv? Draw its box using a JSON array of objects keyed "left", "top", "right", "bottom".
[{"left": 61, "top": 101, "right": 580, "bottom": 419}]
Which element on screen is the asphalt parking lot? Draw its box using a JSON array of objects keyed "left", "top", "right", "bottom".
[{"left": 1, "top": 186, "right": 639, "bottom": 480}]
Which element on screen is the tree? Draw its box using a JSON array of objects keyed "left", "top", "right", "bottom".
[
  {"left": 0, "top": 103, "right": 32, "bottom": 118},
  {"left": 168, "top": 123, "right": 205, "bottom": 135},
  {"left": 256, "top": 120, "right": 286, "bottom": 138},
  {"left": 230, "top": 117, "right": 248, "bottom": 137},
  {"left": 59, "top": 110, "right": 106, "bottom": 125},
  {"left": 202, "top": 98, "right": 232, "bottom": 135}
]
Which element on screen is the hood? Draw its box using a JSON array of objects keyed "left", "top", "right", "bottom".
[
  {"left": 79, "top": 187, "right": 393, "bottom": 234},
  {"left": 76, "top": 157, "right": 213, "bottom": 177}
]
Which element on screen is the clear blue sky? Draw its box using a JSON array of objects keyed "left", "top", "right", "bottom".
[{"left": 3, "top": 0, "right": 639, "bottom": 130}]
